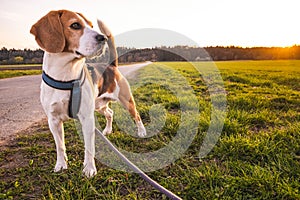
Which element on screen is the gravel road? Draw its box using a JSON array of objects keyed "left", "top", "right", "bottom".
[{"left": 0, "top": 62, "right": 150, "bottom": 145}]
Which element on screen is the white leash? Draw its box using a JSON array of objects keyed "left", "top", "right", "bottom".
[{"left": 95, "top": 128, "right": 182, "bottom": 200}]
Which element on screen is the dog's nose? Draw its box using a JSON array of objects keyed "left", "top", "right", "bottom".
[{"left": 95, "top": 34, "right": 107, "bottom": 42}]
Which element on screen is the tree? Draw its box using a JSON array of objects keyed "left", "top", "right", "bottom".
[{"left": 14, "top": 56, "right": 24, "bottom": 63}]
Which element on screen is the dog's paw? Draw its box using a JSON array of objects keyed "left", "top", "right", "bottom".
[
  {"left": 137, "top": 122, "right": 147, "bottom": 138},
  {"left": 103, "top": 127, "right": 112, "bottom": 135},
  {"left": 83, "top": 163, "right": 97, "bottom": 178},
  {"left": 137, "top": 128, "right": 147, "bottom": 138},
  {"left": 54, "top": 162, "right": 67, "bottom": 172}
]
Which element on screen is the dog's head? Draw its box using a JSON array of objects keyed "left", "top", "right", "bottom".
[{"left": 30, "top": 10, "right": 106, "bottom": 57}]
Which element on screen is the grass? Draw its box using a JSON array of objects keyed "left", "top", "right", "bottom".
[
  {"left": 0, "top": 70, "right": 42, "bottom": 79},
  {"left": 0, "top": 64, "right": 42, "bottom": 69},
  {"left": 0, "top": 64, "right": 42, "bottom": 79},
  {"left": 1, "top": 60, "right": 300, "bottom": 199}
]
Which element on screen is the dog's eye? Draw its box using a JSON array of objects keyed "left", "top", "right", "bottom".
[{"left": 70, "top": 22, "right": 82, "bottom": 30}]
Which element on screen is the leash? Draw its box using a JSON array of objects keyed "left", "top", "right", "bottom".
[{"left": 95, "top": 128, "right": 182, "bottom": 200}]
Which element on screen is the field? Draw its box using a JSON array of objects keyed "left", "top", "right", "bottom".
[
  {"left": 0, "top": 64, "right": 42, "bottom": 79},
  {"left": 0, "top": 60, "right": 300, "bottom": 199}
]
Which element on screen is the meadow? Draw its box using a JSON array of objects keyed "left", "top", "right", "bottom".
[
  {"left": 0, "top": 64, "right": 42, "bottom": 79},
  {"left": 0, "top": 60, "right": 299, "bottom": 199}
]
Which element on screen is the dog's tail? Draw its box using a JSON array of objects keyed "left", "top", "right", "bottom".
[{"left": 97, "top": 20, "right": 118, "bottom": 67}]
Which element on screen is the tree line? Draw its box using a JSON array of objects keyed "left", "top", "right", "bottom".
[{"left": 1, "top": 45, "right": 300, "bottom": 65}]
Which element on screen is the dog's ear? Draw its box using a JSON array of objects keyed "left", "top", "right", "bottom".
[
  {"left": 97, "top": 20, "right": 112, "bottom": 38},
  {"left": 30, "top": 11, "right": 65, "bottom": 53},
  {"left": 97, "top": 20, "right": 118, "bottom": 66}
]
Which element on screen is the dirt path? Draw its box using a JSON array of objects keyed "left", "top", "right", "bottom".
[{"left": 0, "top": 62, "right": 150, "bottom": 145}]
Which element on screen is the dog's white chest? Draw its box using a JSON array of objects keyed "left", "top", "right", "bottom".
[{"left": 40, "top": 85, "right": 70, "bottom": 120}]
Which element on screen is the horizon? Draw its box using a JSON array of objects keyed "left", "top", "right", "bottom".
[
  {"left": 1, "top": 0, "right": 299, "bottom": 49},
  {"left": 1, "top": 44, "right": 300, "bottom": 51}
]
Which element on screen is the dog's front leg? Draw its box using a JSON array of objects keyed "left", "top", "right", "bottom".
[
  {"left": 48, "top": 118, "right": 68, "bottom": 172},
  {"left": 79, "top": 115, "right": 97, "bottom": 177}
]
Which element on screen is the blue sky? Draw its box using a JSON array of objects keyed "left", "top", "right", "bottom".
[{"left": 0, "top": 0, "right": 299, "bottom": 49}]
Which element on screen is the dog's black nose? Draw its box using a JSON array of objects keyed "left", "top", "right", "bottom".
[{"left": 95, "top": 34, "right": 107, "bottom": 42}]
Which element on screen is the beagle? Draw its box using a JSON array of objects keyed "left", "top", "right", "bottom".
[{"left": 30, "top": 10, "right": 146, "bottom": 177}]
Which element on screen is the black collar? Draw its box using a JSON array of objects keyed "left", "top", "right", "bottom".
[
  {"left": 42, "top": 69, "right": 86, "bottom": 119},
  {"left": 42, "top": 69, "right": 85, "bottom": 90}
]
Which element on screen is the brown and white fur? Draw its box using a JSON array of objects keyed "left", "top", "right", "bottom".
[{"left": 30, "top": 10, "right": 146, "bottom": 177}]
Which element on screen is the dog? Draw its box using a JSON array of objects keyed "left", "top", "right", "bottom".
[{"left": 30, "top": 9, "right": 146, "bottom": 177}]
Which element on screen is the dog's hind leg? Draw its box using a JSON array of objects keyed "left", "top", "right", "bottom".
[
  {"left": 48, "top": 118, "right": 68, "bottom": 172},
  {"left": 95, "top": 99, "right": 113, "bottom": 135},
  {"left": 129, "top": 98, "right": 146, "bottom": 138},
  {"left": 117, "top": 77, "right": 146, "bottom": 137},
  {"left": 102, "top": 106, "right": 113, "bottom": 135},
  {"left": 98, "top": 20, "right": 145, "bottom": 137}
]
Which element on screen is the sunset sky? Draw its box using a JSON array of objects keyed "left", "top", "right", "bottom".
[{"left": 0, "top": 0, "right": 299, "bottom": 49}]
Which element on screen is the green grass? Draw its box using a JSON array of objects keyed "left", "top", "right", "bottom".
[
  {"left": 0, "top": 64, "right": 42, "bottom": 69},
  {"left": 0, "top": 64, "right": 42, "bottom": 79},
  {"left": 0, "top": 70, "right": 42, "bottom": 79},
  {"left": 1, "top": 60, "right": 300, "bottom": 199}
]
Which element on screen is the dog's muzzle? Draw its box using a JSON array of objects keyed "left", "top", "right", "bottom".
[{"left": 95, "top": 34, "right": 107, "bottom": 42}]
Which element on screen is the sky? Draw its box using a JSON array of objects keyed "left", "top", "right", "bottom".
[{"left": 0, "top": 0, "right": 299, "bottom": 49}]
